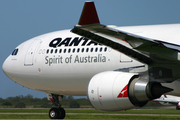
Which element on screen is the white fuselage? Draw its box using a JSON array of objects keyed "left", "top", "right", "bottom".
[{"left": 3, "top": 24, "right": 180, "bottom": 96}]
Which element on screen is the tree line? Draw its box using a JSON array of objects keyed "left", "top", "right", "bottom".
[
  {"left": 0, "top": 94, "right": 163, "bottom": 108},
  {"left": 0, "top": 94, "right": 91, "bottom": 108}
]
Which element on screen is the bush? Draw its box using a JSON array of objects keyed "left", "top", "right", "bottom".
[
  {"left": 40, "top": 103, "right": 52, "bottom": 108},
  {"left": 69, "top": 100, "right": 80, "bottom": 108},
  {"left": 15, "top": 102, "right": 26, "bottom": 108},
  {"left": 2, "top": 101, "right": 12, "bottom": 106}
]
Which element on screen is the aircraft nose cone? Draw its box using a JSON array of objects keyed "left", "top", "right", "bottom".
[
  {"left": 2, "top": 58, "right": 8, "bottom": 75},
  {"left": 2, "top": 56, "right": 12, "bottom": 77}
]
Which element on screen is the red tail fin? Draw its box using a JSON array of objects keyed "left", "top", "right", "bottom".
[{"left": 78, "top": 1, "right": 100, "bottom": 25}]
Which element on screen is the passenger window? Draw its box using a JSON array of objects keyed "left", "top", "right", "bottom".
[
  {"left": 104, "top": 47, "right": 107, "bottom": 52},
  {"left": 77, "top": 48, "right": 80, "bottom": 53},
  {"left": 91, "top": 48, "right": 93, "bottom": 52},
  {"left": 82, "top": 48, "right": 84, "bottom": 52},
  {"left": 59, "top": 49, "right": 62, "bottom": 53},
  {"left": 51, "top": 49, "right": 53, "bottom": 54},
  {"left": 46, "top": 49, "right": 49, "bottom": 54},
  {"left": 64, "top": 49, "right": 66, "bottom": 53},
  {"left": 68, "top": 49, "right": 71, "bottom": 53},
  {"left": 86, "top": 48, "right": 89, "bottom": 52},
  {"left": 55, "top": 49, "right": 57, "bottom": 53},
  {"left": 95, "top": 48, "right": 98, "bottom": 52},
  {"left": 100, "top": 47, "right": 102, "bottom": 52},
  {"left": 73, "top": 48, "right": 75, "bottom": 53}
]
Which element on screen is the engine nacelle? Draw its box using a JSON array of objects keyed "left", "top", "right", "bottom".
[{"left": 87, "top": 71, "right": 172, "bottom": 112}]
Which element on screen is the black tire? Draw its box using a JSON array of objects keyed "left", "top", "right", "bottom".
[
  {"left": 58, "top": 107, "right": 66, "bottom": 119},
  {"left": 49, "top": 107, "right": 60, "bottom": 119},
  {"left": 176, "top": 106, "right": 180, "bottom": 110}
]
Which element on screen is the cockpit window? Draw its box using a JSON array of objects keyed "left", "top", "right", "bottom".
[{"left": 11, "top": 48, "right": 19, "bottom": 56}]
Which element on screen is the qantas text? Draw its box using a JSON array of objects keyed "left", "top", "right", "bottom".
[{"left": 49, "top": 37, "right": 101, "bottom": 48}]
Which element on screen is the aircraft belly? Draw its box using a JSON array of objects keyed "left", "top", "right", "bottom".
[{"left": 37, "top": 64, "right": 115, "bottom": 95}]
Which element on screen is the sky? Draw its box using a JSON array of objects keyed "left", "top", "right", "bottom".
[{"left": 1, "top": 0, "right": 180, "bottom": 99}]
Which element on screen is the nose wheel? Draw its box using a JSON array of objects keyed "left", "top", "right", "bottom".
[{"left": 49, "top": 107, "right": 65, "bottom": 119}]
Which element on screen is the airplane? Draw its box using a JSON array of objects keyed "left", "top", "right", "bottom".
[
  {"left": 153, "top": 95, "right": 180, "bottom": 110},
  {"left": 2, "top": 1, "right": 180, "bottom": 119}
]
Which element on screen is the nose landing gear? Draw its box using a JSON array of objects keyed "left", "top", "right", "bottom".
[{"left": 47, "top": 94, "right": 66, "bottom": 119}]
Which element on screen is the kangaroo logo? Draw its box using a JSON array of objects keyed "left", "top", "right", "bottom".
[{"left": 117, "top": 84, "right": 128, "bottom": 98}]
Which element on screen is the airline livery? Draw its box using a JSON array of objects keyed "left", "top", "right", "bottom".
[{"left": 3, "top": 1, "right": 180, "bottom": 119}]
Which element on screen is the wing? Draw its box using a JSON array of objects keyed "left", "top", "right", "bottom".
[
  {"left": 71, "top": 1, "right": 180, "bottom": 82},
  {"left": 153, "top": 99, "right": 178, "bottom": 105}
]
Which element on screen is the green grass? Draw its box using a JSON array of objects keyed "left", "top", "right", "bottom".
[
  {"left": 65, "top": 115, "right": 180, "bottom": 120},
  {"left": 0, "top": 108, "right": 180, "bottom": 119},
  {"left": 0, "top": 108, "right": 49, "bottom": 113},
  {"left": 66, "top": 109, "right": 180, "bottom": 114},
  {"left": 0, "top": 114, "right": 180, "bottom": 120},
  {"left": 0, "top": 108, "right": 179, "bottom": 114},
  {"left": 0, "top": 114, "right": 48, "bottom": 119}
]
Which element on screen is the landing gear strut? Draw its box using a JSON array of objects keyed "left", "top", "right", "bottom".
[{"left": 48, "top": 94, "right": 65, "bottom": 119}]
